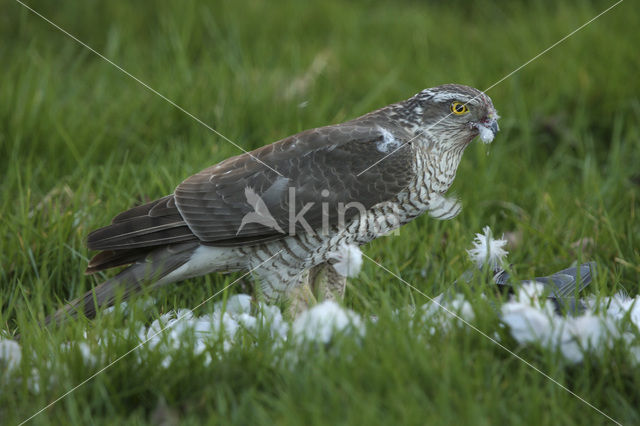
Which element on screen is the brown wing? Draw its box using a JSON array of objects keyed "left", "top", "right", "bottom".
[
  {"left": 85, "top": 195, "right": 197, "bottom": 273},
  {"left": 86, "top": 195, "right": 195, "bottom": 252},
  {"left": 86, "top": 123, "right": 414, "bottom": 262},
  {"left": 174, "top": 124, "right": 415, "bottom": 245}
]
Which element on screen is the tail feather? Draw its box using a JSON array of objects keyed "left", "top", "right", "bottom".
[
  {"left": 46, "top": 242, "right": 199, "bottom": 326},
  {"left": 85, "top": 248, "right": 151, "bottom": 274}
]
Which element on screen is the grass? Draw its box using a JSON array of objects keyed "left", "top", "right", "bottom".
[{"left": 1, "top": 0, "right": 639, "bottom": 424}]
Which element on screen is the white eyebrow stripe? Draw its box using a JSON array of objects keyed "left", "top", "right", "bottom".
[
  {"left": 423, "top": 91, "right": 463, "bottom": 103},
  {"left": 422, "top": 90, "right": 490, "bottom": 105}
]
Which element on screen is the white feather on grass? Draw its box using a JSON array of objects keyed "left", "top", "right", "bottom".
[
  {"left": 0, "top": 339, "right": 21, "bottom": 373},
  {"left": 6, "top": 228, "right": 640, "bottom": 391},
  {"left": 292, "top": 301, "right": 364, "bottom": 344},
  {"left": 467, "top": 226, "right": 508, "bottom": 270},
  {"left": 501, "top": 282, "right": 623, "bottom": 363},
  {"left": 420, "top": 294, "right": 475, "bottom": 334}
]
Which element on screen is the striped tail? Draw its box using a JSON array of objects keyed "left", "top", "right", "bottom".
[{"left": 46, "top": 242, "right": 199, "bottom": 326}]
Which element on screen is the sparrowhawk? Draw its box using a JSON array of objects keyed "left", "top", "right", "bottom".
[{"left": 48, "top": 83, "right": 500, "bottom": 324}]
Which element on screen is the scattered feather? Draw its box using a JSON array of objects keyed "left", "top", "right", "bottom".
[
  {"left": 292, "top": 301, "right": 364, "bottom": 344},
  {"left": 467, "top": 226, "right": 508, "bottom": 270},
  {"left": 328, "top": 243, "right": 363, "bottom": 277},
  {"left": 0, "top": 339, "right": 21, "bottom": 373},
  {"left": 420, "top": 294, "right": 475, "bottom": 334},
  {"left": 5, "top": 227, "right": 640, "bottom": 393},
  {"left": 478, "top": 125, "right": 495, "bottom": 143}
]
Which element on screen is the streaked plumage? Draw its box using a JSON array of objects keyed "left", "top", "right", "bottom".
[{"left": 48, "top": 83, "right": 499, "bottom": 324}]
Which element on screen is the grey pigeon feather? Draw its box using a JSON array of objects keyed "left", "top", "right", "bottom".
[{"left": 493, "top": 262, "right": 596, "bottom": 315}]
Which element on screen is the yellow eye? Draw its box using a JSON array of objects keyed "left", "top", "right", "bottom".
[{"left": 451, "top": 102, "right": 469, "bottom": 115}]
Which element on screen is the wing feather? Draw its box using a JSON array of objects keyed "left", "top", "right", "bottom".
[
  {"left": 87, "top": 122, "right": 415, "bottom": 258},
  {"left": 174, "top": 124, "right": 415, "bottom": 245}
]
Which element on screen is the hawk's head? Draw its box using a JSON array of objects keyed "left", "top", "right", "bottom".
[{"left": 413, "top": 84, "right": 499, "bottom": 147}]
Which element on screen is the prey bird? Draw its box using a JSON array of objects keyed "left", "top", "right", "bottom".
[{"left": 48, "top": 84, "right": 500, "bottom": 324}]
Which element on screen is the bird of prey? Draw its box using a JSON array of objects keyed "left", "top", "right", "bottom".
[{"left": 48, "top": 84, "right": 500, "bottom": 324}]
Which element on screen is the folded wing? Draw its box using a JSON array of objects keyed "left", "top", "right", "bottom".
[{"left": 86, "top": 124, "right": 414, "bottom": 272}]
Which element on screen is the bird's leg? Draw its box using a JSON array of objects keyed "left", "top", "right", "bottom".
[
  {"left": 309, "top": 262, "right": 347, "bottom": 302},
  {"left": 286, "top": 269, "right": 317, "bottom": 319},
  {"left": 286, "top": 262, "right": 347, "bottom": 318},
  {"left": 427, "top": 193, "right": 462, "bottom": 220}
]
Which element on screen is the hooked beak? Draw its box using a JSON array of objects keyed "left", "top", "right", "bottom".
[
  {"left": 473, "top": 116, "right": 500, "bottom": 144},
  {"left": 488, "top": 119, "right": 499, "bottom": 135}
]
